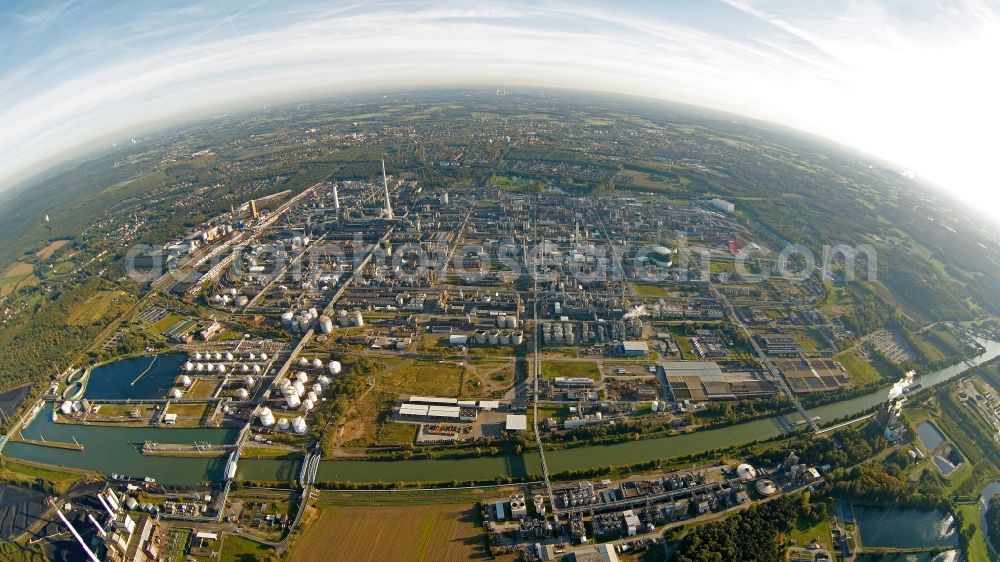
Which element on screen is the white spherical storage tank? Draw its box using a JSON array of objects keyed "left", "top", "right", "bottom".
[
  {"left": 258, "top": 407, "right": 275, "bottom": 427},
  {"left": 169, "top": 388, "right": 183, "bottom": 399},
  {"left": 195, "top": 352, "right": 203, "bottom": 361},
  {"left": 206, "top": 364, "right": 215, "bottom": 373},
  {"left": 217, "top": 364, "right": 227, "bottom": 373},
  {"left": 248, "top": 353, "right": 257, "bottom": 361},
  {"left": 225, "top": 352, "right": 234, "bottom": 361},
  {"left": 184, "top": 361, "right": 194, "bottom": 372},
  {"left": 60, "top": 400, "right": 73, "bottom": 415},
  {"left": 286, "top": 393, "right": 301, "bottom": 409},
  {"left": 196, "top": 363, "right": 205, "bottom": 372},
  {"left": 292, "top": 416, "right": 307, "bottom": 434},
  {"left": 244, "top": 376, "right": 255, "bottom": 388},
  {"left": 299, "top": 357, "right": 309, "bottom": 367},
  {"left": 260, "top": 353, "right": 268, "bottom": 361},
  {"left": 252, "top": 365, "right": 261, "bottom": 373},
  {"left": 328, "top": 361, "right": 342, "bottom": 375},
  {"left": 214, "top": 352, "right": 223, "bottom": 361},
  {"left": 241, "top": 364, "right": 249, "bottom": 373},
  {"left": 180, "top": 375, "right": 192, "bottom": 387}
]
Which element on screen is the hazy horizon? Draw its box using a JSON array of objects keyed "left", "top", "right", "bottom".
[{"left": 2, "top": 0, "right": 998, "bottom": 214}]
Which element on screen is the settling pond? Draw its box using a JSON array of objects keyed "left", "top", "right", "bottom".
[{"left": 854, "top": 506, "right": 960, "bottom": 550}]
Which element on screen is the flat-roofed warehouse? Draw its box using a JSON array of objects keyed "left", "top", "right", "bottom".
[
  {"left": 663, "top": 361, "right": 777, "bottom": 401},
  {"left": 773, "top": 358, "right": 849, "bottom": 394}
]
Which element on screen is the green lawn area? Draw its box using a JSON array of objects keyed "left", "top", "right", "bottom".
[
  {"left": 384, "top": 360, "right": 465, "bottom": 396},
  {"left": 219, "top": 534, "right": 275, "bottom": 562},
  {"left": 834, "top": 349, "right": 882, "bottom": 386},
  {"left": 633, "top": 283, "right": 673, "bottom": 297},
  {"left": 957, "top": 503, "right": 997, "bottom": 562},
  {"left": 540, "top": 360, "right": 600, "bottom": 381},
  {"left": 787, "top": 514, "right": 833, "bottom": 551}
]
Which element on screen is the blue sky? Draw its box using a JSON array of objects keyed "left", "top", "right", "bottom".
[{"left": 1, "top": 0, "right": 998, "bottom": 212}]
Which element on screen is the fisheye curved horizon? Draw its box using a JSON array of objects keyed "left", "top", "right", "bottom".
[{"left": 1, "top": 0, "right": 999, "bottom": 216}]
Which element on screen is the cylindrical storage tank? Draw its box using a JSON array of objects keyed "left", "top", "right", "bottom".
[
  {"left": 60, "top": 400, "right": 73, "bottom": 415},
  {"left": 488, "top": 330, "right": 500, "bottom": 345},
  {"left": 507, "top": 315, "right": 518, "bottom": 328},
  {"left": 337, "top": 309, "right": 349, "bottom": 327},
  {"left": 303, "top": 399, "right": 314, "bottom": 412},
  {"left": 475, "top": 330, "right": 487, "bottom": 344},
  {"left": 252, "top": 365, "right": 261, "bottom": 374},
  {"left": 169, "top": 388, "right": 183, "bottom": 399},
  {"left": 328, "top": 361, "right": 342, "bottom": 375},
  {"left": 235, "top": 295, "right": 249, "bottom": 307},
  {"left": 236, "top": 388, "right": 249, "bottom": 401},
  {"left": 308, "top": 307, "right": 318, "bottom": 318},
  {"left": 277, "top": 417, "right": 290, "bottom": 431},
  {"left": 319, "top": 315, "right": 334, "bottom": 334},
  {"left": 317, "top": 375, "right": 331, "bottom": 388},
  {"left": 299, "top": 357, "right": 309, "bottom": 367},
  {"left": 293, "top": 381, "right": 306, "bottom": 397},
  {"left": 180, "top": 375, "right": 192, "bottom": 387},
  {"left": 281, "top": 311, "right": 294, "bottom": 326},
  {"left": 225, "top": 352, "right": 234, "bottom": 361},
  {"left": 352, "top": 310, "right": 364, "bottom": 327},
  {"left": 595, "top": 412, "right": 603, "bottom": 420},
  {"left": 312, "top": 383, "right": 323, "bottom": 395},
  {"left": 306, "top": 391, "right": 318, "bottom": 403},
  {"left": 184, "top": 361, "right": 194, "bottom": 372},
  {"left": 500, "top": 331, "right": 512, "bottom": 345},
  {"left": 651, "top": 400, "right": 659, "bottom": 412},
  {"left": 286, "top": 393, "right": 301, "bottom": 409},
  {"left": 512, "top": 331, "right": 524, "bottom": 345},
  {"left": 258, "top": 407, "right": 275, "bottom": 427},
  {"left": 497, "top": 315, "right": 507, "bottom": 328},
  {"left": 244, "top": 376, "right": 255, "bottom": 388},
  {"left": 296, "top": 371, "right": 308, "bottom": 383},
  {"left": 125, "top": 497, "right": 139, "bottom": 511},
  {"left": 311, "top": 358, "right": 323, "bottom": 369},
  {"left": 229, "top": 288, "right": 238, "bottom": 297},
  {"left": 292, "top": 416, "right": 307, "bottom": 434}
]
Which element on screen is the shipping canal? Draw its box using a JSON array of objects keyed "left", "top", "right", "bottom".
[{"left": 4, "top": 340, "right": 999, "bottom": 485}]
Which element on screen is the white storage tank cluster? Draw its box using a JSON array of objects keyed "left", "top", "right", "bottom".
[{"left": 283, "top": 308, "right": 320, "bottom": 333}]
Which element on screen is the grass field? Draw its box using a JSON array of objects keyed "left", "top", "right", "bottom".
[
  {"left": 291, "top": 503, "right": 489, "bottom": 562},
  {"left": 633, "top": 283, "right": 673, "bottom": 297},
  {"left": 66, "top": 290, "right": 127, "bottom": 325},
  {"left": 219, "top": 534, "right": 275, "bottom": 562},
  {"left": 956, "top": 502, "right": 997, "bottom": 562},
  {"left": 540, "top": 360, "right": 600, "bottom": 381},
  {"left": 388, "top": 360, "right": 465, "bottom": 396},
  {"left": 834, "top": 349, "right": 882, "bottom": 386}
]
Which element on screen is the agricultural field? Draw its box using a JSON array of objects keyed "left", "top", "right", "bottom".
[
  {"left": 540, "top": 360, "right": 600, "bottom": 381},
  {"left": 291, "top": 503, "right": 489, "bottom": 562},
  {"left": 834, "top": 349, "right": 883, "bottom": 386},
  {"left": 36, "top": 240, "right": 69, "bottom": 260}
]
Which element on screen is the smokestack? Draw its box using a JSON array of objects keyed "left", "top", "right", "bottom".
[
  {"left": 382, "top": 159, "right": 394, "bottom": 219},
  {"left": 332, "top": 183, "right": 340, "bottom": 212}
]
